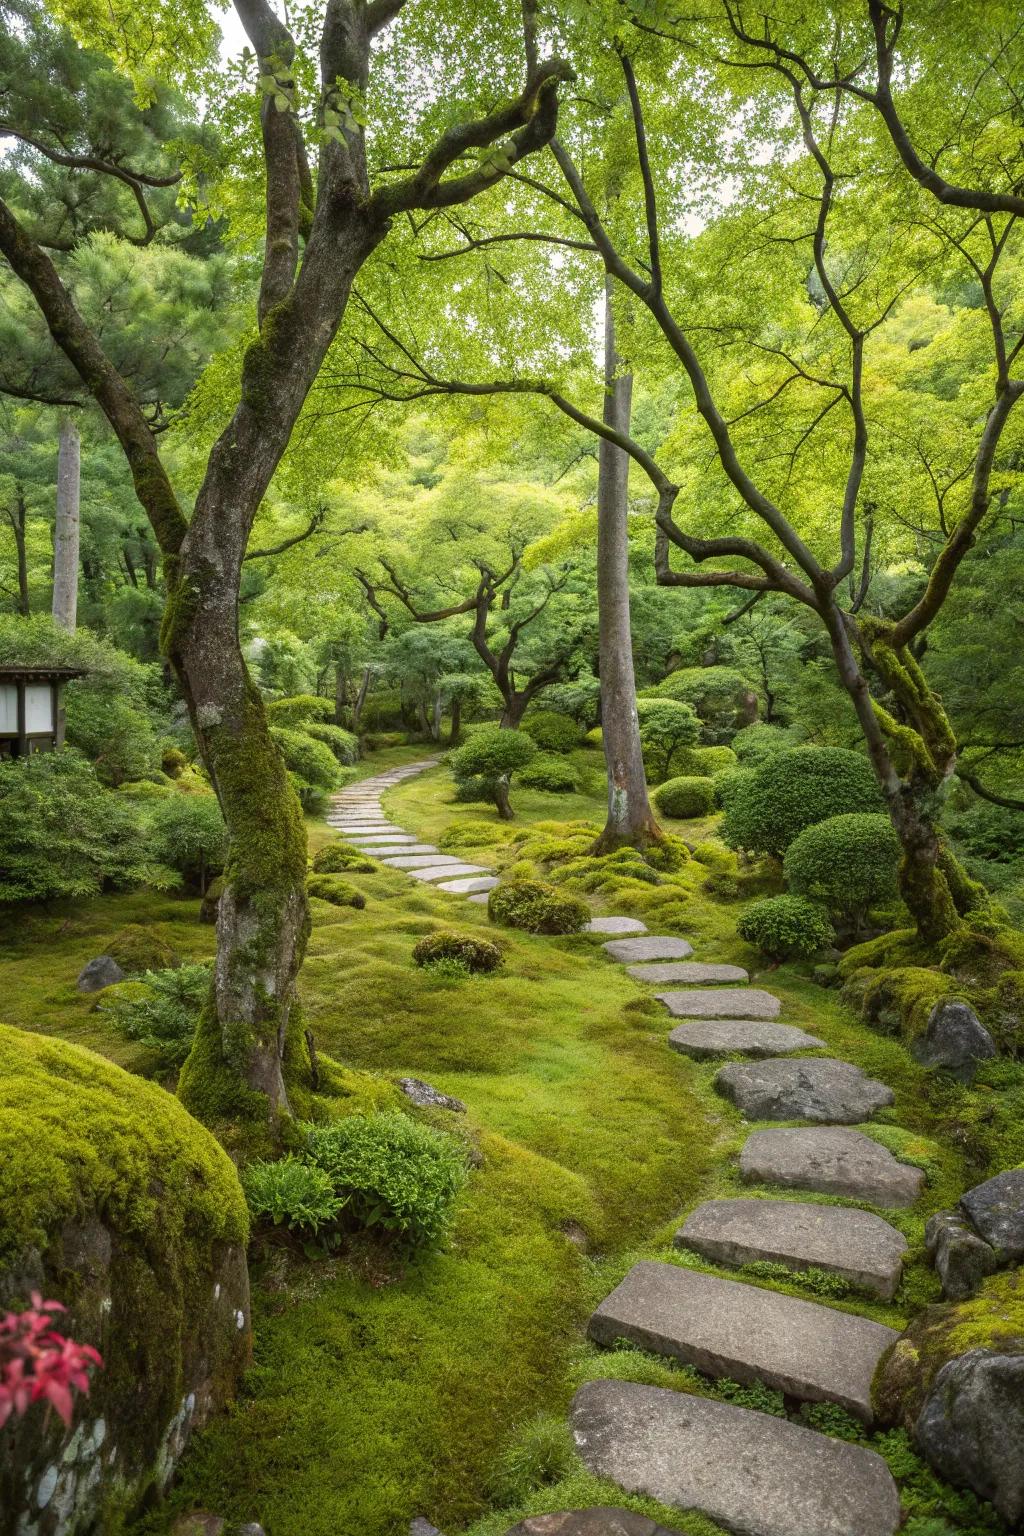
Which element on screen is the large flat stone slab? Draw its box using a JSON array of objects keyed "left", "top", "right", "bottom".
[
  {"left": 467, "top": 892, "right": 490, "bottom": 904},
  {"left": 357, "top": 843, "right": 438, "bottom": 856},
  {"left": 602, "top": 936, "right": 693, "bottom": 963},
  {"left": 657, "top": 988, "right": 780, "bottom": 1020},
  {"left": 408, "top": 863, "right": 488, "bottom": 881},
  {"left": 668, "top": 1020, "right": 825, "bottom": 1060},
  {"left": 716, "top": 1058, "right": 894, "bottom": 1123},
  {"left": 343, "top": 833, "right": 417, "bottom": 845},
  {"left": 436, "top": 876, "right": 499, "bottom": 894},
  {"left": 587, "top": 1262, "right": 896, "bottom": 1421},
  {"left": 628, "top": 961, "right": 749, "bottom": 984},
  {"left": 585, "top": 917, "right": 648, "bottom": 936},
  {"left": 505, "top": 1513, "right": 673, "bottom": 1536},
  {"left": 571, "top": 1380, "right": 901, "bottom": 1536},
  {"left": 379, "top": 854, "right": 467, "bottom": 869},
  {"left": 676, "top": 1199, "right": 908, "bottom": 1299},
  {"left": 740, "top": 1127, "right": 924, "bottom": 1207}
]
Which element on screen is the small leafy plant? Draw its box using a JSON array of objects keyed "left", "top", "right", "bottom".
[
  {"left": 242, "top": 1157, "right": 345, "bottom": 1237},
  {"left": 100, "top": 962, "right": 211, "bottom": 1069}
]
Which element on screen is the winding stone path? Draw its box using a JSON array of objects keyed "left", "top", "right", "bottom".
[{"left": 571, "top": 1381, "right": 901, "bottom": 1536}]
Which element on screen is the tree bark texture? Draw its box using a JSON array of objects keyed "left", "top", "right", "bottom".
[{"left": 52, "top": 415, "right": 80, "bottom": 631}]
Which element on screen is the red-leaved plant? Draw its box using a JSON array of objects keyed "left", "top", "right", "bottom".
[{"left": 0, "top": 1294, "right": 103, "bottom": 1431}]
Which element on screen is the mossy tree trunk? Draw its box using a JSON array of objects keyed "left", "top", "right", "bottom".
[
  {"left": 593, "top": 280, "right": 662, "bottom": 856},
  {"left": 493, "top": 773, "right": 514, "bottom": 820}
]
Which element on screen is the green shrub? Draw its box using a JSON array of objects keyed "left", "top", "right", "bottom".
[
  {"left": 692, "top": 841, "right": 737, "bottom": 871},
  {"left": 945, "top": 799, "right": 1024, "bottom": 864},
  {"left": 673, "top": 744, "right": 739, "bottom": 777},
  {"left": 304, "top": 721, "right": 359, "bottom": 764},
  {"left": 312, "top": 843, "right": 379, "bottom": 874},
  {"left": 732, "top": 722, "right": 803, "bottom": 765},
  {"left": 265, "top": 694, "right": 335, "bottom": 725},
  {"left": 654, "top": 775, "right": 717, "bottom": 819},
  {"left": 651, "top": 664, "right": 752, "bottom": 717},
  {"left": 304, "top": 1111, "right": 468, "bottom": 1246},
  {"left": 438, "top": 820, "right": 514, "bottom": 851},
  {"left": 100, "top": 962, "right": 211, "bottom": 1070},
  {"left": 107, "top": 924, "right": 179, "bottom": 973},
  {"left": 448, "top": 727, "right": 537, "bottom": 819},
  {"left": 146, "top": 791, "right": 228, "bottom": 893},
  {"left": 583, "top": 726, "right": 603, "bottom": 748},
  {"left": 521, "top": 710, "right": 579, "bottom": 754},
  {"left": 540, "top": 677, "right": 601, "bottom": 726},
  {"left": 0, "top": 750, "right": 170, "bottom": 904},
  {"left": 488, "top": 878, "right": 589, "bottom": 935},
  {"left": 722, "top": 746, "right": 884, "bottom": 856},
  {"left": 413, "top": 931, "right": 503, "bottom": 974},
  {"left": 270, "top": 726, "right": 341, "bottom": 790},
  {"left": 306, "top": 874, "right": 366, "bottom": 908},
  {"left": 738, "top": 894, "right": 835, "bottom": 960},
  {"left": 242, "top": 1156, "right": 345, "bottom": 1236},
  {"left": 636, "top": 697, "right": 702, "bottom": 782},
  {"left": 713, "top": 766, "right": 755, "bottom": 808},
  {"left": 784, "top": 813, "right": 901, "bottom": 926},
  {"left": 161, "top": 745, "right": 188, "bottom": 778},
  {"left": 519, "top": 752, "right": 579, "bottom": 793}
]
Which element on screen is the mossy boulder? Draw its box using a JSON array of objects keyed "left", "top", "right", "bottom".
[
  {"left": 0, "top": 1024, "right": 250, "bottom": 1536},
  {"left": 842, "top": 964, "right": 960, "bottom": 1042},
  {"left": 107, "top": 925, "right": 180, "bottom": 975}
]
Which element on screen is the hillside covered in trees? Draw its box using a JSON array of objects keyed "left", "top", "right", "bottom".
[{"left": 1, "top": 3, "right": 1024, "bottom": 1535}]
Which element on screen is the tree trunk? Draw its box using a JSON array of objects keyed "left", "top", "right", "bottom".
[
  {"left": 449, "top": 696, "right": 462, "bottom": 744},
  {"left": 52, "top": 416, "right": 80, "bottom": 632},
  {"left": 8, "top": 490, "right": 30, "bottom": 616},
  {"left": 352, "top": 666, "right": 370, "bottom": 732},
  {"left": 493, "top": 773, "right": 514, "bottom": 820},
  {"left": 431, "top": 686, "right": 442, "bottom": 741},
  {"left": 593, "top": 282, "right": 662, "bottom": 854},
  {"left": 334, "top": 663, "right": 347, "bottom": 725}
]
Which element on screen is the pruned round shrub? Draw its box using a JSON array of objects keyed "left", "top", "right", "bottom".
[
  {"left": 313, "top": 842, "right": 379, "bottom": 874},
  {"left": 488, "top": 878, "right": 589, "bottom": 935},
  {"left": 738, "top": 895, "right": 835, "bottom": 960},
  {"left": 519, "top": 753, "right": 579, "bottom": 794},
  {"left": 303, "top": 1111, "right": 468, "bottom": 1246},
  {"left": 733, "top": 722, "right": 804, "bottom": 765},
  {"left": 673, "top": 745, "right": 739, "bottom": 777},
  {"left": 161, "top": 746, "right": 188, "bottom": 778},
  {"left": 722, "top": 746, "right": 884, "bottom": 857},
  {"left": 242, "top": 1156, "right": 344, "bottom": 1236},
  {"left": 654, "top": 775, "right": 717, "bottom": 819},
  {"left": 448, "top": 727, "right": 537, "bottom": 819},
  {"left": 146, "top": 791, "right": 228, "bottom": 893},
  {"left": 303, "top": 721, "right": 359, "bottom": 764},
  {"left": 107, "top": 924, "right": 179, "bottom": 974},
  {"left": 713, "top": 766, "right": 755, "bottom": 810},
  {"left": 270, "top": 726, "right": 341, "bottom": 790},
  {"left": 784, "top": 813, "right": 900, "bottom": 926},
  {"left": 265, "top": 694, "right": 334, "bottom": 725},
  {"left": 521, "top": 711, "right": 579, "bottom": 754},
  {"left": 306, "top": 874, "right": 366, "bottom": 908},
  {"left": 413, "top": 931, "right": 503, "bottom": 974},
  {"left": 636, "top": 697, "right": 701, "bottom": 781}
]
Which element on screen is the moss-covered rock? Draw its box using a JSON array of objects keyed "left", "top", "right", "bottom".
[
  {"left": 842, "top": 964, "right": 960, "bottom": 1042},
  {"left": 107, "top": 924, "right": 179, "bottom": 975},
  {"left": 0, "top": 1024, "right": 250, "bottom": 1536},
  {"left": 311, "top": 843, "right": 379, "bottom": 875}
]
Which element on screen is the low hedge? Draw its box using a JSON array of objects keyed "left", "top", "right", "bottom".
[{"left": 488, "top": 878, "right": 589, "bottom": 935}]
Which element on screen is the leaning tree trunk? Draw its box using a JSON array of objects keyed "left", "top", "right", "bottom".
[
  {"left": 493, "top": 773, "right": 514, "bottom": 820},
  {"left": 52, "top": 416, "right": 80, "bottom": 632},
  {"left": 449, "top": 696, "right": 462, "bottom": 743},
  {"left": 593, "top": 281, "right": 662, "bottom": 853},
  {"left": 499, "top": 693, "right": 529, "bottom": 729}
]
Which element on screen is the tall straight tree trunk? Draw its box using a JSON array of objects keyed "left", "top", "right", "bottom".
[
  {"left": 8, "top": 490, "right": 30, "bottom": 616},
  {"left": 593, "top": 280, "right": 662, "bottom": 853},
  {"left": 52, "top": 416, "right": 80, "bottom": 631}
]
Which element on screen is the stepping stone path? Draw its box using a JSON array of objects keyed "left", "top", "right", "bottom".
[
  {"left": 579, "top": 897, "right": 925, "bottom": 1529},
  {"left": 676, "top": 1198, "right": 908, "bottom": 1300},
  {"left": 585, "top": 916, "right": 648, "bottom": 935},
  {"left": 588, "top": 1261, "right": 896, "bottom": 1421},
  {"left": 570, "top": 1380, "right": 901, "bottom": 1536}
]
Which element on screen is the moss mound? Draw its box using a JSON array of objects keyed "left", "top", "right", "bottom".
[
  {"left": 488, "top": 879, "right": 589, "bottom": 936},
  {"left": 107, "top": 924, "right": 179, "bottom": 974},
  {"left": 306, "top": 874, "right": 367, "bottom": 909},
  {"left": 413, "top": 931, "right": 503, "bottom": 974},
  {"left": 312, "top": 843, "right": 379, "bottom": 875}
]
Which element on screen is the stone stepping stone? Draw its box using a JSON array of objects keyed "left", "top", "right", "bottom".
[
  {"left": 676, "top": 1198, "right": 908, "bottom": 1300},
  {"left": 627, "top": 961, "right": 749, "bottom": 985},
  {"left": 436, "top": 875, "right": 499, "bottom": 894},
  {"left": 408, "top": 863, "right": 488, "bottom": 881},
  {"left": 570, "top": 1380, "right": 901, "bottom": 1536},
  {"left": 505, "top": 1512, "right": 673, "bottom": 1536},
  {"left": 379, "top": 854, "right": 467, "bottom": 869},
  {"left": 467, "top": 892, "right": 490, "bottom": 904},
  {"left": 588, "top": 1261, "right": 897, "bottom": 1422},
  {"left": 355, "top": 843, "right": 438, "bottom": 857},
  {"left": 657, "top": 987, "right": 781, "bottom": 1020},
  {"left": 668, "top": 1020, "right": 825, "bottom": 1060},
  {"left": 584, "top": 917, "right": 648, "bottom": 936},
  {"left": 343, "top": 833, "right": 416, "bottom": 845},
  {"left": 740, "top": 1127, "right": 924, "bottom": 1208},
  {"left": 602, "top": 936, "right": 693, "bottom": 963},
  {"left": 716, "top": 1058, "right": 894, "bottom": 1123}
]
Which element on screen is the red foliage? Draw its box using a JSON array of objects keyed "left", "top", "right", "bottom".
[{"left": 0, "top": 1294, "right": 103, "bottom": 1430}]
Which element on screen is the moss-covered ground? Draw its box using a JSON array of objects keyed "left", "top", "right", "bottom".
[{"left": 2, "top": 744, "right": 1021, "bottom": 1535}]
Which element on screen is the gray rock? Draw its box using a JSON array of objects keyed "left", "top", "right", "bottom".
[
  {"left": 408, "top": 862, "right": 488, "bottom": 881},
  {"left": 668, "top": 1020, "right": 825, "bottom": 1060},
  {"left": 677, "top": 1198, "right": 907, "bottom": 1299},
  {"left": 379, "top": 854, "right": 466, "bottom": 869},
  {"left": 398, "top": 1078, "right": 466, "bottom": 1114},
  {"left": 409, "top": 1521, "right": 444, "bottom": 1536},
  {"left": 467, "top": 893, "right": 490, "bottom": 904},
  {"left": 587, "top": 1261, "right": 896, "bottom": 1421},
  {"left": 571, "top": 1379, "right": 901, "bottom": 1536},
  {"left": 716, "top": 1057, "right": 894, "bottom": 1123},
  {"left": 355, "top": 843, "right": 438, "bottom": 856},
  {"left": 740, "top": 1127, "right": 924, "bottom": 1207},
  {"left": 76, "top": 955, "right": 125, "bottom": 992},
  {"left": 925, "top": 1211, "right": 999, "bottom": 1300},
  {"left": 913, "top": 1000, "right": 996, "bottom": 1080},
  {"left": 602, "top": 936, "right": 693, "bottom": 963},
  {"left": 959, "top": 1169, "right": 1024, "bottom": 1260},
  {"left": 657, "top": 987, "right": 781, "bottom": 1020},
  {"left": 626, "top": 961, "right": 749, "bottom": 984},
  {"left": 344, "top": 833, "right": 417, "bottom": 845},
  {"left": 915, "top": 1350, "right": 1024, "bottom": 1527},
  {"left": 435, "top": 876, "right": 499, "bottom": 894},
  {"left": 584, "top": 917, "right": 648, "bottom": 936},
  {"left": 505, "top": 1513, "right": 672, "bottom": 1536}
]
